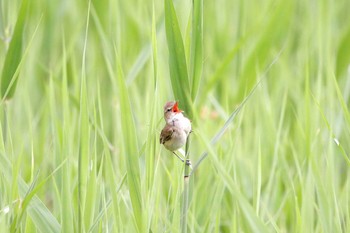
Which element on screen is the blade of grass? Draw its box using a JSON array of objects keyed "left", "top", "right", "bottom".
[
  {"left": 151, "top": 4, "right": 159, "bottom": 91},
  {"left": 78, "top": 1, "right": 91, "bottom": 232},
  {"left": 181, "top": 0, "right": 202, "bottom": 223},
  {"left": 146, "top": 2, "right": 159, "bottom": 199},
  {"left": 201, "top": 38, "right": 246, "bottom": 99},
  {"left": 14, "top": 161, "right": 66, "bottom": 231},
  {"left": 189, "top": 0, "right": 203, "bottom": 101},
  {"left": 196, "top": 132, "right": 270, "bottom": 233},
  {"left": 0, "top": 0, "right": 29, "bottom": 100},
  {"left": 332, "top": 74, "right": 350, "bottom": 131},
  {"left": 60, "top": 30, "right": 74, "bottom": 233},
  {"left": 89, "top": 8, "right": 127, "bottom": 231},
  {"left": 125, "top": 23, "right": 165, "bottom": 86},
  {"left": 0, "top": 152, "right": 61, "bottom": 232},
  {"left": 190, "top": 50, "right": 282, "bottom": 176},
  {"left": 126, "top": 45, "right": 151, "bottom": 86},
  {"left": 263, "top": 89, "right": 288, "bottom": 209},
  {"left": 336, "top": 26, "right": 350, "bottom": 78},
  {"left": 115, "top": 51, "right": 144, "bottom": 232},
  {"left": 88, "top": 174, "right": 126, "bottom": 233},
  {"left": 83, "top": 103, "right": 98, "bottom": 231},
  {"left": 164, "top": 0, "right": 192, "bottom": 117},
  {"left": 238, "top": 1, "right": 292, "bottom": 98},
  {"left": 98, "top": 87, "right": 124, "bottom": 232},
  {"left": 1, "top": 14, "right": 42, "bottom": 103},
  {"left": 311, "top": 92, "right": 350, "bottom": 166}
]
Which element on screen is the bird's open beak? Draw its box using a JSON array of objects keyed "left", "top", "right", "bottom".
[{"left": 172, "top": 102, "right": 181, "bottom": 113}]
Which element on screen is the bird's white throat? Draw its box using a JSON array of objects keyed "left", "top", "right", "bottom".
[{"left": 167, "top": 113, "right": 191, "bottom": 136}]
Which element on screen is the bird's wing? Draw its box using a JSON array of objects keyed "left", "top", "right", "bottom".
[{"left": 160, "top": 126, "right": 174, "bottom": 144}]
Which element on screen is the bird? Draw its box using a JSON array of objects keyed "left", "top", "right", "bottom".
[
  {"left": 162, "top": 101, "right": 191, "bottom": 136},
  {"left": 160, "top": 101, "right": 192, "bottom": 161}
]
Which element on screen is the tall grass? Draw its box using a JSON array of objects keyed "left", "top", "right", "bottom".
[{"left": 0, "top": 0, "right": 350, "bottom": 232}]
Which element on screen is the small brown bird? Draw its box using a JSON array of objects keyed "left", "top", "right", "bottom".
[
  {"left": 162, "top": 101, "right": 191, "bottom": 135},
  {"left": 160, "top": 101, "right": 192, "bottom": 160}
]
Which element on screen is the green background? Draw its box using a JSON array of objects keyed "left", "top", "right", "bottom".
[{"left": 1, "top": 0, "right": 350, "bottom": 232}]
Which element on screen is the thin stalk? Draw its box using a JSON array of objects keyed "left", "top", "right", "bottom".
[
  {"left": 173, "top": 152, "right": 185, "bottom": 162},
  {"left": 3, "top": 102, "right": 7, "bottom": 143},
  {"left": 181, "top": 134, "right": 191, "bottom": 233},
  {"left": 189, "top": 48, "right": 284, "bottom": 176}
]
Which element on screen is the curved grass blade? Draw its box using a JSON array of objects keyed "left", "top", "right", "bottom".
[
  {"left": 164, "top": 0, "right": 192, "bottom": 117},
  {"left": 115, "top": 52, "right": 144, "bottom": 232},
  {"left": 190, "top": 0, "right": 203, "bottom": 101},
  {"left": 190, "top": 78, "right": 262, "bottom": 176},
  {"left": 1, "top": 0, "right": 29, "bottom": 100},
  {"left": 0, "top": 153, "right": 61, "bottom": 232},
  {"left": 332, "top": 74, "right": 350, "bottom": 132},
  {"left": 13, "top": 161, "right": 66, "bottom": 231},
  {"left": 336, "top": 26, "right": 350, "bottom": 78},
  {"left": 238, "top": 1, "right": 292, "bottom": 98},
  {"left": 201, "top": 38, "right": 246, "bottom": 98},
  {"left": 60, "top": 31, "right": 74, "bottom": 233},
  {"left": 78, "top": 2, "right": 91, "bottom": 231},
  {"left": 190, "top": 50, "right": 282, "bottom": 175},
  {"left": 205, "top": 140, "right": 270, "bottom": 233},
  {"left": 316, "top": 74, "right": 350, "bottom": 165},
  {"left": 145, "top": 3, "right": 159, "bottom": 194}
]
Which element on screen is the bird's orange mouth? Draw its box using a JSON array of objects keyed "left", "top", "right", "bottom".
[{"left": 172, "top": 102, "right": 181, "bottom": 113}]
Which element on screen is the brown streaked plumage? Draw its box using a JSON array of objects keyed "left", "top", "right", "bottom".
[{"left": 160, "top": 124, "right": 187, "bottom": 152}]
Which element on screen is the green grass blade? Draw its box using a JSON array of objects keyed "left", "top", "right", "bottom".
[
  {"left": 78, "top": 2, "right": 91, "bottom": 231},
  {"left": 201, "top": 39, "right": 246, "bottom": 98},
  {"left": 20, "top": 181, "right": 61, "bottom": 233},
  {"left": 146, "top": 3, "right": 159, "bottom": 193},
  {"left": 336, "top": 26, "right": 350, "bottom": 77},
  {"left": 0, "top": 153, "right": 61, "bottom": 232},
  {"left": 333, "top": 75, "right": 350, "bottom": 128},
  {"left": 115, "top": 53, "right": 144, "bottom": 232},
  {"left": 60, "top": 31, "right": 74, "bottom": 233},
  {"left": 84, "top": 105, "right": 98, "bottom": 231},
  {"left": 97, "top": 80, "right": 124, "bottom": 231},
  {"left": 196, "top": 133, "right": 270, "bottom": 233},
  {"left": 238, "top": 1, "right": 292, "bottom": 98},
  {"left": 189, "top": 0, "right": 203, "bottom": 101},
  {"left": 78, "top": 59, "right": 89, "bottom": 232},
  {"left": 0, "top": 0, "right": 29, "bottom": 100},
  {"left": 16, "top": 161, "right": 66, "bottom": 230},
  {"left": 191, "top": 50, "right": 282, "bottom": 174},
  {"left": 311, "top": 92, "right": 350, "bottom": 166},
  {"left": 164, "top": 0, "right": 192, "bottom": 116},
  {"left": 151, "top": 5, "right": 159, "bottom": 91},
  {"left": 126, "top": 45, "right": 152, "bottom": 86},
  {"left": 190, "top": 79, "right": 260, "bottom": 175}
]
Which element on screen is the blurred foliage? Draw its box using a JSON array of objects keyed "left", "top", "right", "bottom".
[{"left": 0, "top": 0, "right": 350, "bottom": 232}]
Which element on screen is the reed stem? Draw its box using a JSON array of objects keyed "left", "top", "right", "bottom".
[{"left": 181, "top": 133, "right": 191, "bottom": 233}]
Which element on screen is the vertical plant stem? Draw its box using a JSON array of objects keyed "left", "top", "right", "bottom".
[
  {"left": 3, "top": 103, "right": 7, "bottom": 143},
  {"left": 181, "top": 134, "right": 191, "bottom": 233}
]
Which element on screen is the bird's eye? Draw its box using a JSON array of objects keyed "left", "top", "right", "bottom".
[{"left": 167, "top": 108, "right": 171, "bottom": 112}]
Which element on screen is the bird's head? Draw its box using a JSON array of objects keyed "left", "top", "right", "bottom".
[{"left": 164, "top": 101, "right": 183, "bottom": 120}]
